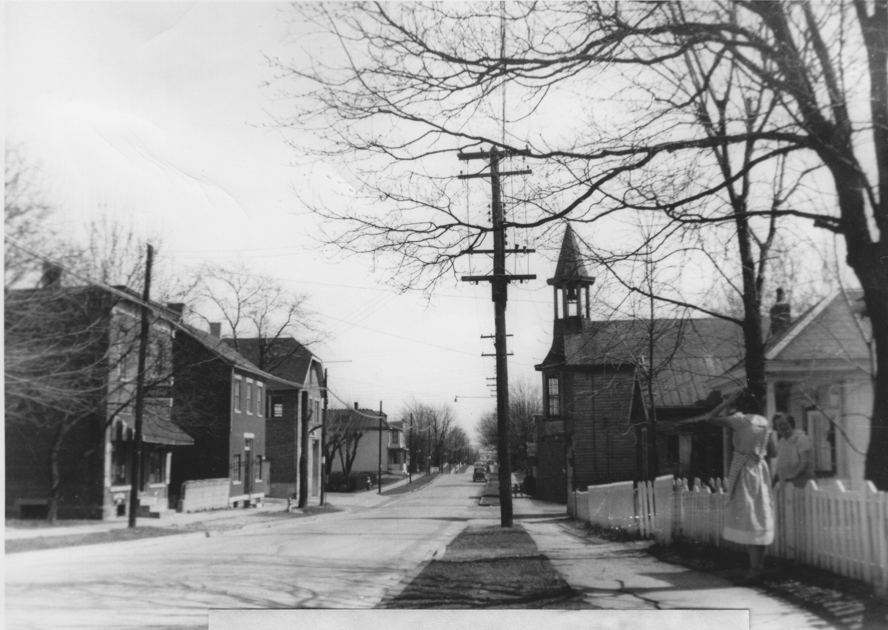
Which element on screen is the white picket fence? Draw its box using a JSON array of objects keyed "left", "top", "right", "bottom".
[{"left": 569, "top": 475, "right": 888, "bottom": 595}]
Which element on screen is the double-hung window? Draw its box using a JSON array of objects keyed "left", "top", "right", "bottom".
[
  {"left": 233, "top": 376, "right": 242, "bottom": 412},
  {"left": 547, "top": 376, "right": 561, "bottom": 417}
]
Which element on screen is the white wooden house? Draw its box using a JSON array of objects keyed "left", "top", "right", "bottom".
[{"left": 717, "top": 289, "right": 873, "bottom": 489}]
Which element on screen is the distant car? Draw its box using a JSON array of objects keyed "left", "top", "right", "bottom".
[{"left": 472, "top": 468, "right": 487, "bottom": 482}]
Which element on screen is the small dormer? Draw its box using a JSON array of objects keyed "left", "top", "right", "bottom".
[{"left": 547, "top": 224, "right": 595, "bottom": 333}]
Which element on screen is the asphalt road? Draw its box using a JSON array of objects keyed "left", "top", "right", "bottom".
[{"left": 5, "top": 472, "right": 488, "bottom": 629}]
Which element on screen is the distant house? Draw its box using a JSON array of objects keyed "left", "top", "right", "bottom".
[
  {"left": 326, "top": 407, "right": 406, "bottom": 482},
  {"left": 170, "top": 325, "right": 299, "bottom": 508},
  {"left": 5, "top": 279, "right": 193, "bottom": 520},
  {"left": 711, "top": 289, "right": 873, "bottom": 489},
  {"left": 222, "top": 337, "right": 325, "bottom": 502}
]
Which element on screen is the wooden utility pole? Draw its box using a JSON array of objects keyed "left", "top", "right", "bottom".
[
  {"left": 320, "top": 369, "right": 328, "bottom": 506},
  {"left": 377, "top": 400, "right": 384, "bottom": 494},
  {"left": 128, "top": 244, "right": 154, "bottom": 528},
  {"left": 459, "top": 147, "right": 534, "bottom": 527}
]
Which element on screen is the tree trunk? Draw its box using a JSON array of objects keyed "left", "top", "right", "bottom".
[
  {"left": 47, "top": 423, "right": 69, "bottom": 523},
  {"left": 734, "top": 216, "right": 767, "bottom": 414},
  {"left": 853, "top": 252, "right": 888, "bottom": 491},
  {"left": 829, "top": 164, "right": 888, "bottom": 490}
]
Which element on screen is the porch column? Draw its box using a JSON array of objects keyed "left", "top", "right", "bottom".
[{"left": 765, "top": 381, "right": 776, "bottom": 420}]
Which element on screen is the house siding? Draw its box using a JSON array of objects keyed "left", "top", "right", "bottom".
[
  {"left": 265, "top": 389, "right": 300, "bottom": 498},
  {"left": 229, "top": 370, "right": 268, "bottom": 500},
  {"left": 570, "top": 369, "right": 637, "bottom": 489},
  {"left": 6, "top": 288, "right": 183, "bottom": 520},
  {"left": 535, "top": 430, "right": 567, "bottom": 503},
  {"left": 170, "top": 336, "right": 233, "bottom": 503}
]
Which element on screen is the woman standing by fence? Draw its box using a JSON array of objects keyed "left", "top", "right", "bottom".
[{"left": 708, "top": 391, "right": 777, "bottom": 584}]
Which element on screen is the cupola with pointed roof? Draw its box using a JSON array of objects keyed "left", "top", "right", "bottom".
[
  {"left": 537, "top": 224, "right": 596, "bottom": 370},
  {"left": 547, "top": 224, "right": 595, "bottom": 327}
]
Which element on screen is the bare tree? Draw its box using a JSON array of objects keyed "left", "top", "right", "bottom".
[
  {"left": 4, "top": 154, "right": 193, "bottom": 521},
  {"left": 476, "top": 379, "right": 540, "bottom": 471},
  {"left": 194, "top": 262, "right": 318, "bottom": 368},
  {"left": 321, "top": 408, "right": 370, "bottom": 488},
  {"left": 279, "top": 2, "right": 888, "bottom": 489},
  {"left": 443, "top": 424, "right": 474, "bottom": 467},
  {"left": 403, "top": 400, "right": 460, "bottom": 470}
]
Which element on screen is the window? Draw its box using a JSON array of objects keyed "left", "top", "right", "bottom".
[
  {"left": 391, "top": 429, "right": 399, "bottom": 445},
  {"left": 245, "top": 379, "right": 253, "bottom": 415},
  {"left": 145, "top": 450, "right": 165, "bottom": 485},
  {"left": 547, "top": 376, "right": 561, "bottom": 417},
  {"left": 256, "top": 383, "right": 264, "bottom": 417},
  {"left": 806, "top": 409, "right": 836, "bottom": 475},
  {"left": 233, "top": 377, "right": 242, "bottom": 412},
  {"left": 270, "top": 396, "right": 284, "bottom": 418},
  {"left": 148, "top": 338, "right": 168, "bottom": 380},
  {"left": 112, "top": 442, "right": 129, "bottom": 485},
  {"left": 118, "top": 355, "right": 133, "bottom": 383},
  {"left": 255, "top": 455, "right": 264, "bottom": 481},
  {"left": 231, "top": 454, "right": 242, "bottom": 482}
]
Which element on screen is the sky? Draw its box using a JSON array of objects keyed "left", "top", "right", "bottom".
[{"left": 5, "top": 1, "right": 561, "bottom": 440}]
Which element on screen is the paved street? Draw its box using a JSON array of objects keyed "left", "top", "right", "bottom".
[
  {"left": 5, "top": 471, "right": 843, "bottom": 630},
  {"left": 5, "top": 473, "right": 487, "bottom": 629}
]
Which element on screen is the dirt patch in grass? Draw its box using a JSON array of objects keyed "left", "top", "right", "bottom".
[
  {"left": 381, "top": 524, "right": 584, "bottom": 609},
  {"left": 5, "top": 527, "right": 181, "bottom": 554}
]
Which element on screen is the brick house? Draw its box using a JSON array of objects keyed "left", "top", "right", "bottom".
[
  {"left": 5, "top": 281, "right": 193, "bottom": 520},
  {"left": 533, "top": 226, "right": 743, "bottom": 502},
  {"left": 170, "top": 325, "right": 297, "bottom": 508},
  {"left": 222, "top": 337, "right": 325, "bottom": 502}
]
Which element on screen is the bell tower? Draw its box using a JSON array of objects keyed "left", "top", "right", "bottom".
[
  {"left": 548, "top": 224, "right": 595, "bottom": 333},
  {"left": 537, "top": 224, "right": 595, "bottom": 370}
]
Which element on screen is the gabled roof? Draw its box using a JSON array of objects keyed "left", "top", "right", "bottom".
[
  {"left": 223, "top": 337, "right": 320, "bottom": 386},
  {"left": 547, "top": 224, "right": 595, "bottom": 288},
  {"left": 765, "top": 288, "right": 869, "bottom": 363},
  {"left": 563, "top": 317, "right": 744, "bottom": 408},
  {"left": 177, "top": 325, "right": 300, "bottom": 388},
  {"left": 326, "top": 408, "right": 389, "bottom": 430}
]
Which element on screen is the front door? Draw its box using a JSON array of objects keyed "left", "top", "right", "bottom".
[{"left": 244, "top": 438, "right": 254, "bottom": 495}]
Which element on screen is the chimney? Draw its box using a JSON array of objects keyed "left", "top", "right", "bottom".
[
  {"left": 166, "top": 303, "right": 185, "bottom": 320},
  {"left": 40, "top": 262, "right": 63, "bottom": 289},
  {"left": 209, "top": 322, "right": 222, "bottom": 338},
  {"left": 354, "top": 402, "right": 359, "bottom": 410},
  {"left": 769, "top": 288, "right": 791, "bottom": 337}
]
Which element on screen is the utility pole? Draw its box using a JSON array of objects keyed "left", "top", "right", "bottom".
[
  {"left": 377, "top": 400, "right": 384, "bottom": 494},
  {"left": 128, "top": 244, "right": 154, "bottom": 528},
  {"left": 408, "top": 413, "right": 413, "bottom": 483},
  {"left": 320, "top": 369, "right": 328, "bottom": 506},
  {"left": 459, "top": 146, "right": 534, "bottom": 527}
]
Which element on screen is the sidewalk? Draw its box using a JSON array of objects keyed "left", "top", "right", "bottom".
[
  {"left": 510, "top": 496, "right": 885, "bottom": 629},
  {"left": 4, "top": 472, "right": 424, "bottom": 543}
]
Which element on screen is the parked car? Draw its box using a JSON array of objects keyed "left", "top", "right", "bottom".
[{"left": 473, "top": 467, "right": 487, "bottom": 482}]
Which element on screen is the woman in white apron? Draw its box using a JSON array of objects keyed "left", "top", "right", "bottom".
[{"left": 708, "top": 391, "right": 776, "bottom": 583}]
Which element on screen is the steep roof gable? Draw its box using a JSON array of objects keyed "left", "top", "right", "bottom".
[
  {"left": 178, "top": 325, "right": 299, "bottom": 387},
  {"left": 766, "top": 289, "right": 870, "bottom": 363},
  {"left": 547, "top": 224, "right": 595, "bottom": 288},
  {"left": 223, "top": 337, "right": 318, "bottom": 386}
]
